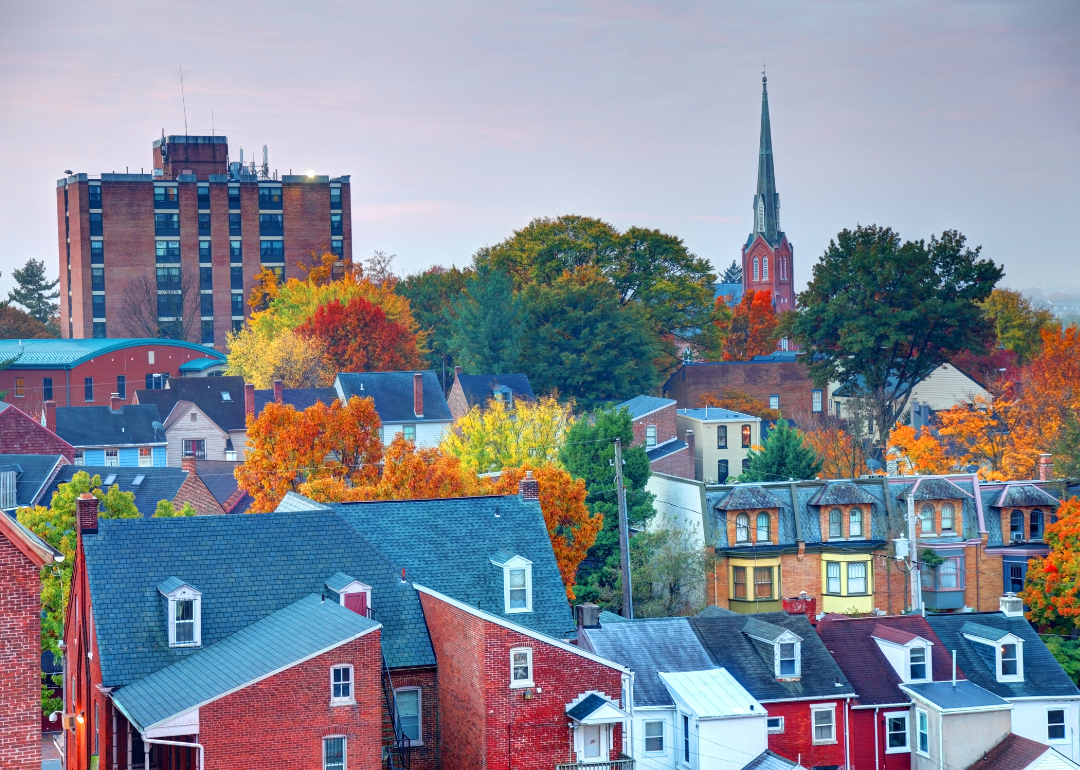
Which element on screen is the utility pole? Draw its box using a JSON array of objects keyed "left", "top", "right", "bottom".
[
  {"left": 613, "top": 439, "right": 633, "bottom": 619},
  {"left": 907, "top": 492, "right": 922, "bottom": 614}
]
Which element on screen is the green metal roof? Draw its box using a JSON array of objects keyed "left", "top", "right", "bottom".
[
  {"left": 0, "top": 339, "right": 224, "bottom": 370},
  {"left": 112, "top": 595, "right": 379, "bottom": 731},
  {"left": 178, "top": 357, "right": 223, "bottom": 372}
]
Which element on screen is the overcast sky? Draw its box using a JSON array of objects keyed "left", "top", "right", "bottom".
[{"left": 1, "top": 1, "right": 1077, "bottom": 299}]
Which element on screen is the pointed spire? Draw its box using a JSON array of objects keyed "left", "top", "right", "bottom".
[{"left": 754, "top": 74, "right": 780, "bottom": 244}]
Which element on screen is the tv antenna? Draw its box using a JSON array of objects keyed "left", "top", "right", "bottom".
[{"left": 179, "top": 63, "right": 189, "bottom": 136}]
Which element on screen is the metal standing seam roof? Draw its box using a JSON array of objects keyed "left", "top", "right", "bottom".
[
  {"left": 335, "top": 371, "right": 452, "bottom": 423},
  {"left": 178, "top": 358, "right": 223, "bottom": 372},
  {"left": 112, "top": 595, "right": 380, "bottom": 731},
  {"left": 0, "top": 339, "right": 223, "bottom": 369},
  {"left": 901, "top": 680, "right": 1012, "bottom": 711},
  {"left": 646, "top": 440, "right": 687, "bottom": 462},
  {"left": 658, "top": 668, "right": 765, "bottom": 719}
]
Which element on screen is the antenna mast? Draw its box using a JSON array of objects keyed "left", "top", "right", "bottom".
[{"left": 179, "top": 64, "right": 189, "bottom": 136}]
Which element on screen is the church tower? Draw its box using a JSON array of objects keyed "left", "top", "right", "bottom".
[{"left": 742, "top": 74, "right": 795, "bottom": 312}]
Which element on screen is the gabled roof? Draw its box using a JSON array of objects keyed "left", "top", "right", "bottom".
[
  {"left": 254, "top": 387, "right": 339, "bottom": 414},
  {"left": 926, "top": 612, "right": 1080, "bottom": 699},
  {"left": 742, "top": 617, "right": 796, "bottom": 643},
  {"left": 0, "top": 338, "right": 223, "bottom": 370},
  {"left": 968, "top": 734, "right": 1068, "bottom": 770},
  {"left": 898, "top": 478, "right": 973, "bottom": 501},
  {"left": 618, "top": 395, "right": 675, "bottom": 420},
  {"left": 565, "top": 693, "right": 630, "bottom": 724},
  {"left": 742, "top": 750, "right": 803, "bottom": 770},
  {"left": 698, "top": 605, "right": 740, "bottom": 618},
  {"left": 992, "top": 484, "right": 1061, "bottom": 509},
  {"left": 190, "top": 461, "right": 241, "bottom": 508},
  {"left": 0, "top": 453, "right": 66, "bottom": 510},
  {"left": 580, "top": 618, "right": 717, "bottom": 707},
  {"left": 962, "top": 622, "right": 1016, "bottom": 643},
  {"left": 816, "top": 615, "right": 959, "bottom": 706},
  {"left": 0, "top": 505, "right": 63, "bottom": 567},
  {"left": 135, "top": 376, "right": 248, "bottom": 433},
  {"left": 807, "top": 482, "right": 879, "bottom": 507},
  {"left": 689, "top": 612, "right": 855, "bottom": 701},
  {"left": 456, "top": 373, "right": 536, "bottom": 410},
  {"left": 658, "top": 668, "right": 764, "bottom": 719},
  {"left": 112, "top": 594, "right": 379, "bottom": 731},
  {"left": 335, "top": 371, "right": 452, "bottom": 423},
  {"left": 716, "top": 486, "right": 788, "bottom": 511},
  {"left": 54, "top": 404, "right": 165, "bottom": 448},
  {"left": 42, "top": 466, "right": 190, "bottom": 517}
]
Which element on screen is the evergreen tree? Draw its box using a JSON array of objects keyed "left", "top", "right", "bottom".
[
  {"left": 8, "top": 259, "right": 59, "bottom": 327},
  {"left": 396, "top": 265, "right": 471, "bottom": 370},
  {"left": 447, "top": 268, "right": 523, "bottom": 374},
  {"left": 740, "top": 419, "right": 823, "bottom": 482},
  {"left": 560, "top": 407, "right": 653, "bottom": 610},
  {"left": 720, "top": 259, "right": 742, "bottom": 283}
]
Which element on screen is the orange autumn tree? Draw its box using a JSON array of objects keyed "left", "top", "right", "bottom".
[
  {"left": 297, "top": 296, "right": 424, "bottom": 372},
  {"left": 936, "top": 394, "right": 1030, "bottom": 480},
  {"left": 803, "top": 426, "right": 872, "bottom": 478},
  {"left": 1017, "top": 326, "right": 1080, "bottom": 464},
  {"left": 1022, "top": 497, "right": 1080, "bottom": 634},
  {"left": 887, "top": 424, "right": 954, "bottom": 475},
  {"left": 713, "top": 288, "right": 778, "bottom": 361},
  {"left": 698, "top": 389, "right": 781, "bottom": 420}
]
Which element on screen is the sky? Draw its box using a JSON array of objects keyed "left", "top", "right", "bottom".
[{"left": 1, "top": 1, "right": 1077, "bottom": 299}]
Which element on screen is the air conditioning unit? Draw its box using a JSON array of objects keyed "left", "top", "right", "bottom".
[{"left": 1011, "top": 533, "right": 1024, "bottom": 543}]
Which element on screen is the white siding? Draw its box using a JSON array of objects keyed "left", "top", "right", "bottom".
[
  {"left": 908, "top": 363, "right": 990, "bottom": 412},
  {"left": 631, "top": 707, "right": 678, "bottom": 770},
  {"left": 1011, "top": 699, "right": 1080, "bottom": 764},
  {"left": 647, "top": 473, "right": 706, "bottom": 549},
  {"left": 697, "top": 714, "right": 768, "bottom": 770},
  {"left": 164, "top": 406, "right": 230, "bottom": 466},
  {"left": 380, "top": 421, "right": 450, "bottom": 449}
]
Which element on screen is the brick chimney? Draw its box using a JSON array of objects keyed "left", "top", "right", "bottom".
[
  {"left": 413, "top": 373, "right": 424, "bottom": 418},
  {"left": 110, "top": 392, "right": 122, "bottom": 412},
  {"left": 244, "top": 383, "right": 255, "bottom": 420},
  {"left": 783, "top": 592, "right": 818, "bottom": 624},
  {"left": 519, "top": 470, "right": 540, "bottom": 500},
  {"left": 43, "top": 400, "right": 56, "bottom": 433},
  {"left": 77, "top": 493, "right": 99, "bottom": 535},
  {"left": 182, "top": 455, "right": 197, "bottom": 475},
  {"left": 273, "top": 379, "right": 284, "bottom": 404},
  {"left": 454, "top": 365, "right": 462, "bottom": 377},
  {"left": 684, "top": 429, "right": 696, "bottom": 480},
  {"left": 1038, "top": 453, "right": 1053, "bottom": 481}
]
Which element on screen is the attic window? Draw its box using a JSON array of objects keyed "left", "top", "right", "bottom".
[
  {"left": 910, "top": 646, "right": 927, "bottom": 680},
  {"left": 103, "top": 474, "right": 117, "bottom": 486},
  {"left": 491, "top": 554, "right": 533, "bottom": 613},
  {"left": 778, "top": 643, "right": 797, "bottom": 676},
  {"left": 0, "top": 471, "right": 16, "bottom": 510},
  {"left": 220, "top": 391, "right": 232, "bottom": 402},
  {"left": 158, "top": 578, "right": 202, "bottom": 648},
  {"left": 1001, "top": 644, "right": 1018, "bottom": 676}
]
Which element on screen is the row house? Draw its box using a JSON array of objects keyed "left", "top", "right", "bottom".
[
  {"left": 620, "top": 396, "right": 695, "bottom": 481},
  {"left": 334, "top": 371, "right": 453, "bottom": 448},
  {"left": 63, "top": 479, "right": 629, "bottom": 770},
  {"left": 50, "top": 398, "right": 167, "bottom": 467}
]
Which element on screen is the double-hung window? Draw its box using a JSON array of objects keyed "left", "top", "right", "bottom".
[
  {"left": 847, "top": 562, "right": 867, "bottom": 594},
  {"left": 139, "top": 447, "right": 153, "bottom": 467},
  {"left": 644, "top": 721, "right": 664, "bottom": 752},
  {"left": 733, "top": 566, "right": 747, "bottom": 599},
  {"left": 812, "top": 389, "right": 823, "bottom": 412},
  {"left": 921, "top": 505, "right": 934, "bottom": 534},
  {"left": 735, "top": 513, "right": 750, "bottom": 542},
  {"left": 645, "top": 425, "right": 656, "bottom": 447},
  {"left": 508, "top": 569, "right": 527, "bottom": 609},
  {"left": 1001, "top": 643, "right": 1018, "bottom": 676},
  {"left": 402, "top": 424, "right": 416, "bottom": 442},
  {"left": 826, "top": 562, "right": 841, "bottom": 594},
  {"left": 754, "top": 566, "right": 773, "bottom": 599},
  {"left": 941, "top": 503, "right": 955, "bottom": 533},
  {"left": 330, "top": 665, "right": 353, "bottom": 705},
  {"left": 717, "top": 425, "right": 727, "bottom": 448},
  {"left": 395, "top": 688, "right": 421, "bottom": 744},
  {"left": 885, "top": 712, "right": 909, "bottom": 752},
  {"left": 323, "top": 736, "right": 345, "bottom": 770},
  {"left": 1049, "top": 709, "right": 1067, "bottom": 741},
  {"left": 510, "top": 647, "right": 533, "bottom": 688},
  {"left": 910, "top": 646, "right": 927, "bottom": 680},
  {"left": 105, "top": 449, "right": 119, "bottom": 467},
  {"left": 849, "top": 508, "right": 863, "bottom": 538},
  {"left": 756, "top": 512, "right": 770, "bottom": 542},
  {"left": 778, "top": 643, "right": 797, "bottom": 676},
  {"left": 173, "top": 599, "right": 196, "bottom": 645},
  {"left": 829, "top": 508, "right": 842, "bottom": 539},
  {"left": 741, "top": 424, "right": 751, "bottom": 447},
  {"left": 682, "top": 714, "right": 691, "bottom": 764},
  {"left": 916, "top": 709, "right": 929, "bottom": 755},
  {"left": 811, "top": 705, "right": 836, "bottom": 744},
  {"left": 718, "top": 459, "right": 729, "bottom": 482}
]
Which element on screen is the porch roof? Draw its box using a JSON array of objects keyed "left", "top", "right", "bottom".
[{"left": 659, "top": 668, "right": 764, "bottom": 719}]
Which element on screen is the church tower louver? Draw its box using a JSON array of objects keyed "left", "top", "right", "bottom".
[{"left": 742, "top": 74, "right": 795, "bottom": 313}]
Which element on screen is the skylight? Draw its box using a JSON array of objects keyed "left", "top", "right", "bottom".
[
  {"left": 103, "top": 474, "right": 117, "bottom": 486},
  {"left": 221, "top": 391, "right": 232, "bottom": 402},
  {"left": 131, "top": 475, "right": 145, "bottom": 486}
]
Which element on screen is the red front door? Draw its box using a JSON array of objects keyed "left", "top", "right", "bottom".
[{"left": 344, "top": 592, "right": 368, "bottom": 617}]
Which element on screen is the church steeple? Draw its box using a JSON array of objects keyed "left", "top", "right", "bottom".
[{"left": 753, "top": 74, "right": 781, "bottom": 245}]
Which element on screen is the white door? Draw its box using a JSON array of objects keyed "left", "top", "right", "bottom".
[{"left": 582, "top": 724, "right": 604, "bottom": 760}]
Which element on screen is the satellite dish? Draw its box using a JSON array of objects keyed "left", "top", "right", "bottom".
[
  {"left": 152, "top": 421, "right": 164, "bottom": 431},
  {"left": 866, "top": 458, "right": 882, "bottom": 470}
]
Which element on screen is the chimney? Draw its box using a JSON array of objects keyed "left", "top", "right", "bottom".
[
  {"left": 244, "top": 383, "right": 255, "bottom": 420},
  {"left": 273, "top": 379, "right": 284, "bottom": 404},
  {"left": 110, "top": 392, "right": 122, "bottom": 412},
  {"left": 182, "top": 455, "right": 197, "bottom": 475},
  {"left": 1038, "top": 453, "right": 1053, "bottom": 481},
  {"left": 519, "top": 470, "right": 540, "bottom": 500},
  {"left": 1000, "top": 593, "right": 1024, "bottom": 617},
  {"left": 783, "top": 592, "right": 818, "bottom": 624},
  {"left": 43, "top": 400, "right": 56, "bottom": 433},
  {"left": 685, "top": 429, "right": 696, "bottom": 480},
  {"left": 76, "top": 493, "right": 99, "bottom": 535},
  {"left": 413, "top": 373, "right": 424, "bottom": 418},
  {"left": 575, "top": 603, "right": 601, "bottom": 636},
  {"left": 454, "top": 365, "right": 462, "bottom": 377}
]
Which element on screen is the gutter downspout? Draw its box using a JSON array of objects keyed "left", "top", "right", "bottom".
[
  {"left": 144, "top": 736, "right": 204, "bottom": 770},
  {"left": 874, "top": 706, "right": 880, "bottom": 770},
  {"left": 938, "top": 709, "right": 944, "bottom": 770},
  {"left": 845, "top": 697, "right": 851, "bottom": 770}
]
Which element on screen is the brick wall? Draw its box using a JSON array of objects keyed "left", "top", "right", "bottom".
[
  {"left": 0, "top": 533, "right": 44, "bottom": 770},
  {"left": 649, "top": 446, "right": 695, "bottom": 480},
  {"left": 283, "top": 182, "right": 332, "bottom": 281},
  {"left": 663, "top": 362, "right": 816, "bottom": 419},
  {"left": 630, "top": 404, "right": 679, "bottom": 447},
  {"left": 200, "top": 631, "right": 383, "bottom": 770},
  {"left": 765, "top": 699, "right": 848, "bottom": 769},
  {"left": 725, "top": 508, "right": 781, "bottom": 547},
  {"left": 385, "top": 667, "right": 438, "bottom": 770},
  {"left": 742, "top": 236, "right": 796, "bottom": 313},
  {"left": 100, "top": 181, "right": 157, "bottom": 339},
  {"left": 0, "top": 404, "right": 74, "bottom": 461},
  {"left": 965, "top": 537, "right": 1004, "bottom": 613},
  {"left": 874, "top": 553, "right": 910, "bottom": 615},
  {"left": 780, "top": 550, "right": 823, "bottom": 605}
]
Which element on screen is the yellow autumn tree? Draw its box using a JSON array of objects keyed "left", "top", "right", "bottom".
[
  {"left": 887, "top": 424, "right": 955, "bottom": 475},
  {"left": 441, "top": 396, "right": 575, "bottom": 474},
  {"left": 226, "top": 326, "right": 335, "bottom": 388}
]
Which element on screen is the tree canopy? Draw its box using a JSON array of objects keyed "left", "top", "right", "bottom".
[
  {"left": 980, "top": 288, "right": 1057, "bottom": 364},
  {"left": 713, "top": 288, "right": 778, "bottom": 361},
  {"left": 1022, "top": 498, "right": 1080, "bottom": 634},
  {"left": 740, "top": 420, "right": 823, "bottom": 482},
  {"left": 719, "top": 259, "right": 742, "bottom": 284},
  {"left": 395, "top": 265, "right": 472, "bottom": 370},
  {"left": 7, "top": 258, "right": 60, "bottom": 332},
  {"left": 297, "top": 296, "right": 424, "bottom": 373},
  {"left": 441, "top": 395, "right": 574, "bottom": 474},
  {"left": 447, "top": 268, "right": 524, "bottom": 375}
]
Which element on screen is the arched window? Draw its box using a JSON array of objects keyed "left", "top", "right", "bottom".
[
  {"left": 920, "top": 505, "right": 934, "bottom": 534},
  {"left": 1030, "top": 509, "right": 1044, "bottom": 540},
  {"left": 753, "top": 257, "right": 760, "bottom": 282},
  {"left": 735, "top": 513, "right": 750, "bottom": 542},
  {"left": 1010, "top": 510, "right": 1023, "bottom": 540},
  {"left": 757, "top": 512, "right": 770, "bottom": 542},
  {"left": 762, "top": 257, "right": 769, "bottom": 281},
  {"left": 828, "top": 508, "right": 842, "bottom": 539},
  {"left": 941, "top": 503, "right": 955, "bottom": 533},
  {"left": 849, "top": 508, "right": 863, "bottom": 538},
  {"left": 757, "top": 200, "right": 765, "bottom": 231}
]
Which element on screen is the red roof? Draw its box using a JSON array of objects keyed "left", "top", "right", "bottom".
[
  {"left": 969, "top": 734, "right": 1051, "bottom": 770},
  {"left": 815, "top": 614, "right": 963, "bottom": 705}
]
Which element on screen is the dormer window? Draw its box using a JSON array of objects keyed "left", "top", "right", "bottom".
[
  {"left": 872, "top": 626, "right": 933, "bottom": 683},
  {"left": 736, "top": 513, "right": 750, "bottom": 542},
  {"left": 158, "top": 577, "right": 202, "bottom": 648},
  {"left": 910, "top": 646, "right": 927, "bottom": 680},
  {"left": 1010, "top": 510, "right": 1023, "bottom": 541},
  {"left": 941, "top": 503, "right": 955, "bottom": 533},
  {"left": 778, "top": 642, "right": 797, "bottom": 676},
  {"left": 756, "top": 512, "right": 770, "bottom": 542},
  {"left": 325, "top": 573, "right": 372, "bottom": 618},
  {"left": 829, "top": 508, "right": 842, "bottom": 539},
  {"left": 920, "top": 505, "right": 934, "bottom": 534},
  {"left": 491, "top": 553, "right": 532, "bottom": 613},
  {"left": 1030, "top": 510, "right": 1044, "bottom": 541},
  {"left": 1001, "top": 644, "right": 1018, "bottom": 676},
  {"left": 849, "top": 508, "right": 863, "bottom": 538},
  {"left": 961, "top": 623, "right": 1024, "bottom": 682}
]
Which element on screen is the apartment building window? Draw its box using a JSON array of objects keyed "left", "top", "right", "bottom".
[
  {"left": 116, "top": 375, "right": 126, "bottom": 399},
  {"left": 91, "top": 267, "right": 105, "bottom": 291},
  {"left": 231, "top": 266, "right": 244, "bottom": 291},
  {"left": 812, "top": 389, "right": 823, "bottom": 412},
  {"left": 14, "top": 377, "right": 24, "bottom": 397},
  {"left": 741, "top": 424, "right": 751, "bottom": 447},
  {"left": 198, "top": 213, "right": 211, "bottom": 236},
  {"left": 331, "top": 239, "right": 344, "bottom": 258},
  {"left": 156, "top": 240, "right": 181, "bottom": 263},
  {"left": 849, "top": 508, "right": 863, "bottom": 538},
  {"left": 199, "top": 240, "right": 211, "bottom": 262},
  {"left": 201, "top": 293, "right": 214, "bottom": 316},
  {"left": 230, "top": 240, "right": 242, "bottom": 262},
  {"left": 92, "top": 295, "right": 106, "bottom": 319},
  {"left": 754, "top": 567, "right": 773, "bottom": 599},
  {"left": 717, "top": 425, "right": 727, "bottom": 448},
  {"left": 157, "top": 266, "right": 181, "bottom": 290},
  {"left": 153, "top": 186, "right": 179, "bottom": 208},
  {"left": 88, "top": 185, "right": 102, "bottom": 208},
  {"left": 756, "top": 512, "right": 770, "bottom": 542},
  {"left": 200, "top": 266, "right": 213, "bottom": 291},
  {"left": 43, "top": 378, "right": 53, "bottom": 401},
  {"left": 267, "top": 265, "right": 284, "bottom": 283},
  {"left": 330, "top": 186, "right": 342, "bottom": 209},
  {"left": 183, "top": 439, "right": 206, "bottom": 460},
  {"left": 259, "top": 213, "right": 284, "bottom": 236},
  {"left": 323, "top": 737, "right": 345, "bottom": 770},
  {"left": 90, "top": 240, "right": 104, "bottom": 264},
  {"left": 645, "top": 425, "right": 657, "bottom": 447},
  {"left": 197, "top": 186, "right": 210, "bottom": 209},
  {"left": 718, "top": 459, "right": 729, "bottom": 483},
  {"left": 201, "top": 320, "right": 215, "bottom": 345},
  {"left": 231, "top": 293, "right": 245, "bottom": 317},
  {"left": 93, "top": 322, "right": 106, "bottom": 338},
  {"left": 733, "top": 566, "right": 747, "bottom": 599},
  {"left": 331, "top": 212, "right": 343, "bottom": 235},
  {"left": 769, "top": 395, "right": 779, "bottom": 410},
  {"left": 157, "top": 293, "right": 182, "bottom": 318},
  {"left": 89, "top": 212, "right": 103, "bottom": 236},
  {"left": 228, "top": 187, "right": 240, "bottom": 209},
  {"left": 258, "top": 186, "right": 283, "bottom": 209},
  {"left": 229, "top": 213, "right": 242, "bottom": 235},
  {"left": 260, "top": 240, "right": 285, "bottom": 262},
  {"left": 155, "top": 213, "right": 179, "bottom": 235},
  {"left": 395, "top": 688, "right": 421, "bottom": 744},
  {"left": 84, "top": 377, "right": 94, "bottom": 402},
  {"left": 145, "top": 373, "right": 169, "bottom": 389}
]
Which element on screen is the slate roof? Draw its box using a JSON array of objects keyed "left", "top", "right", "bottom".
[
  {"left": 807, "top": 482, "right": 879, "bottom": 507},
  {"left": 742, "top": 750, "right": 802, "bottom": 770},
  {"left": 0, "top": 453, "right": 65, "bottom": 510},
  {"left": 926, "top": 612, "right": 1080, "bottom": 699},
  {"left": 457, "top": 373, "right": 536, "bottom": 410},
  {"left": 618, "top": 395, "right": 675, "bottom": 420},
  {"left": 41, "top": 466, "right": 189, "bottom": 517},
  {"left": 962, "top": 622, "right": 1015, "bottom": 643},
  {"left": 901, "top": 680, "right": 1011, "bottom": 711},
  {"left": 335, "top": 371, "right": 452, "bottom": 423},
  {"left": 134, "top": 376, "right": 248, "bottom": 432},
  {"left": 968, "top": 734, "right": 1055, "bottom": 770},
  {"left": 897, "top": 478, "right": 973, "bottom": 501},
  {"left": 816, "top": 615, "right": 960, "bottom": 706},
  {"left": 112, "top": 594, "right": 379, "bottom": 731},
  {"left": 993, "top": 485, "right": 1061, "bottom": 509},
  {"left": 328, "top": 494, "right": 575, "bottom": 639},
  {"left": 688, "top": 612, "right": 856, "bottom": 701},
  {"left": 254, "top": 387, "right": 339, "bottom": 414},
  {"left": 716, "top": 486, "right": 788, "bottom": 511},
  {"left": 580, "top": 618, "right": 717, "bottom": 707},
  {"left": 566, "top": 693, "right": 613, "bottom": 722},
  {"left": 697, "top": 605, "right": 740, "bottom": 618},
  {"left": 0, "top": 339, "right": 223, "bottom": 369},
  {"left": 646, "top": 440, "right": 687, "bottom": 462},
  {"left": 742, "top": 617, "right": 796, "bottom": 643},
  {"left": 54, "top": 404, "right": 165, "bottom": 447},
  {"left": 83, "top": 510, "right": 433, "bottom": 686}
]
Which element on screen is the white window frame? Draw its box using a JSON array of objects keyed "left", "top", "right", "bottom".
[
  {"left": 643, "top": 719, "right": 665, "bottom": 753},
  {"left": 680, "top": 712, "right": 692, "bottom": 767},
  {"left": 509, "top": 646, "right": 534, "bottom": 688},
  {"left": 1047, "top": 707, "right": 1069, "bottom": 743},
  {"left": 105, "top": 448, "right": 120, "bottom": 467},
  {"left": 138, "top": 447, "right": 153, "bottom": 467},
  {"left": 323, "top": 735, "right": 347, "bottom": 770},
  {"left": 501, "top": 556, "right": 533, "bottom": 613},
  {"left": 336, "top": 580, "right": 373, "bottom": 615},
  {"left": 775, "top": 634, "right": 802, "bottom": 679},
  {"left": 916, "top": 708, "right": 930, "bottom": 756},
  {"left": 884, "top": 710, "right": 910, "bottom": 753},
  {"left": 766, "top": 716, "right": 785, "bottom": 734},
  {"left": 74, "top": 450, "right": 85, "bottom": 466},
  {"left": 909, "top": 645, "right": 929, "bottom": 682},
  {"left": 165, "top": 585, "right": 202, "bottom": 648},
  {"left": 395, "top": 686, "right": 423, "bottom": 746},
  {"left": 812, "top": 389, "right": 823, "bottom": 413},
  {"left": 847, "top": 561, "right": 868, "bottom": 595},
  {"left": 330, "top": 664, "right": 355, "bottom": 706},
  {"left": 998, "top": 639, "right": 1024, "bottom": 682},
  {"left": 810, "top": 703, "right": 837, "bottom": 745},
  {"left": 645, "top": 425, "right": 657, "bottom": 447}
]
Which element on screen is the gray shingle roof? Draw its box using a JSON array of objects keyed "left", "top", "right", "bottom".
[
  {"left": 0, "top": 453, "right": 65, "bottom": 509},
  {"left": 112, "top": 594, "right": 379, "bottom": 730},
  {"left": 335, "top": 371, "right": 452, "bottom": 423},
  {"left": 742, "top": 617, "right": 796, "bottom": 643},
  {"left": 457, "top": 373, "right": 536, "bottom": 410},
  {"left": 743, "top": 750, "right": 802, "bottom": 770},
  {"left": 42, "top": 466, "right": 189, "bottom": 517},
  {"left": 961, "top": 622, "right": 1014, "bottom": 643},
  {"left": 716, "top": 486, "right": 789, "bottom": 511},
  {"left": 807, "top": 482, "right": 879, "bottom": 506},
  {"left": 992, "top": 484, "right": 1061, "bottom": 509},
  {"left": 253, "top": 387, "right": 339, "bottom": 414},
  {"left": 901, "top": 680, "right": 1011, "bottom": 711},
  {"left": 646, "top": 440, "right": 687, "bottom": 462},
  {"left": 581, "top": 618, "right": 717, "bottom": 707},
  {"left": 697, "top": 605, "right": 740, "bottom": 618},
  {"left": 190, "top": 461, "right": 241, "bottom": 507},
  {"left": 54, "top": 405, "right": 165, "bottom": 448},
  {"left": 618, "top": 395, "right": 675, "bottom": 420},
  {"left": 926, "top": 613, "right": 1080, "bottom": 699},
  {"left": 897, "top": 478, "right": 973, "bottom": 501},
  {"left": 135, "top": 376, "right": 248, "bottom": 432}
]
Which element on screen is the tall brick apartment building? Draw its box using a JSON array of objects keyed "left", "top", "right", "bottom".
[{"left": 57, "top": 135, "right": 351, "bottom": 348}]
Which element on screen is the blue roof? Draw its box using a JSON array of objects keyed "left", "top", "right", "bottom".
[
  {"left": 714, "top": 283, "right": 745, "bottom": 307},
  {"left": 646, "top": 440, "right": 687, "bottom": 462},
  {"left": 901, "top": 680, "right": 1010, "bottom": 711},
  {"left": 178, "top": 357, "right": 224, "bottom": 372},
  {"left": 0, "top": 339, "right": 223, "bottom": 370},
  {"left": 0, "top": 453, "right": 65, "bottom": 510},
  {"left": 335, "top": 371, "right": 452, "bottom": 423},
  {"left": 618, "top": 395, "right": 675, "bottom": 420},
  {"left": 677, "top": 407, "right": 759, "bottom": 421},
  {"left": 55, "top": 404, "right": 165, "bottom": 448},
  {"left": 112, "top": 595, "right": 379, "bottom": 731},
  {"left": 43, "top": 466, "right": 190, "bottom": 517}
]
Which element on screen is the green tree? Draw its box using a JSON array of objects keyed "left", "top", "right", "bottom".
[
  {"left": 448, "top": 269, "right": 524, "bottom": 374},
  {"left": 1042, "top": 636, "right": 1080, "bottom": 686},
  {"left": 792, "top": 226, "right": 1002, "bottom": 444},
  {"left": 561, "top": 407, "right": 653, "bottom": 610},
  {"left": 631, "top": 522, "right": 711, "bottom": 618},
  {"left": 154, "top": 500, "right": 197, "bottom": 517},
  {"left": 719, "top": 259, "right": 742, "bottom": 284},
  {"left": 1054, "top": 410, "right": 1080, "bottom": 479},
  {"left": 980, "top": 288, "right": 1058, "bottom": 364},
  {"left": 7, "top": 259, "right": 60, "bottom": 329},
  {"left": 396, "top": 266, "right": 472, "bottom": 371},
  {"left": 740, "top": 420, "right": 823, "bottom": 482},
  {"left": 519, "top": 267, "right": 662, "bottom": 409}
]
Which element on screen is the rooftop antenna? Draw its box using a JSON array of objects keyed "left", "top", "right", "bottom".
[
  {"left": 211, "top": 109, "right": 215, "bottom": 138},
  {"left": 179, "top": 64, "right": 189, "bottom": 136}
]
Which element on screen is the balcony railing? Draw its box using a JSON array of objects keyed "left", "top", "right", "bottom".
[{"left": 556, "top": 755, "right": 634, "bottom": 770}]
